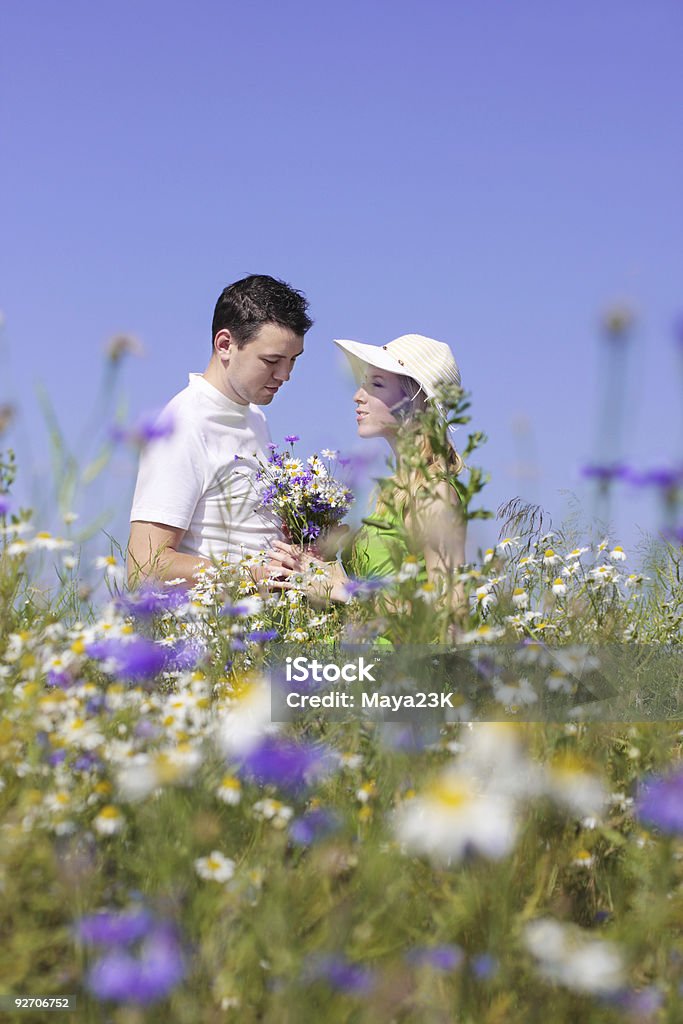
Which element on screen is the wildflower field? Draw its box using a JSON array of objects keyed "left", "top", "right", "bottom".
[{"left": 2, "top": 381, "right": 683, "bottom": 1024}]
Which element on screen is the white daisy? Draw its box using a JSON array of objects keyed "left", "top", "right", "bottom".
[
  {"left": 394, "top": 769, "right": 517, "bottom": 863},
  {"left": 524, "top": 918, "right": 624, "bottom": 995},
  {"left": 216, "top": 775, "right": 242, "bottom": 805},
  {"left": 195, "top": 851, "right": 235, "bottom": 882},
  {"left": 93, "top": 805, "right": 125, "bottom": 836},
  {"left": 566, "top": 547, "right": 589, "bottom": 560},
  {"left": 253, "top": 798, "right": 293, "bottom": 828}
]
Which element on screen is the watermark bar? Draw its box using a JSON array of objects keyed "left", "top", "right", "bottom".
[{"left": 267, "top": 644, "right": 683, "bottom": 723}]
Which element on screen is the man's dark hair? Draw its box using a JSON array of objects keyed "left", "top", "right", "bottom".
[{"left": 211, "top": 275, "right": 313, "bottom": 349}]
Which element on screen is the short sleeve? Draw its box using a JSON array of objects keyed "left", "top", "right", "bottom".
[{"left": 129, "top": 413, "right": 206, "bottom": 530}]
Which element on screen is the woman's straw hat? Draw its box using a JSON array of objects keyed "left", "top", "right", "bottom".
[{"left": 334, "top": 333, "right": 461, "bottom": 400}]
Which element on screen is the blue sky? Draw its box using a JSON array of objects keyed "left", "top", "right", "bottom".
[{"left": 1, "top": 1, "right": 682, "bottom": 561}]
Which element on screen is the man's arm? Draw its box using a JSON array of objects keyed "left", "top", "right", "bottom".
[{"left": 127, "top": 521, "right": 211, "bottom": 586}]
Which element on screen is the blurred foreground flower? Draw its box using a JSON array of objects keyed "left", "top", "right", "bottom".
[
  {"left": 601, "top": 303, "right": 636, "bottom": 339},
  {"left": 105, "top": 333, "right": 144, "bottom": 363},
  {"left": 239, "top": 737, "right": 332, "bottom": 794},
  {"left": 195, "top": 851, "right": 235, "bottom": 882},
  {"left": 215, "top": 676, "right": 279, "bottom": 756},
  {"left": 406, "top": 944, "right": 464, "bottom": 971},
  {"left": 580, "top": 463, "right": 626, "bottom": 483},
  {"left": 289, "top": 808, "right": 340, "bottom": 846},
  {"left": 0, "top": 402, "right": 16, "bottom": 435},
  {"left": 86, "top": 922, "right": 185, "bottom": 1005},
  {"left": 302, "top": 953, "right": 375, "bottom": 995},
  {"left": 116, "top": 582, "right": 188, "bottom": 619},
  {"left": 87, "top": 635, "right": 201, "bottom": 682},
  {"left": 77, "top": 907, "right": 186, "bottom": 1006},
  {"left": 77, "top": 908, "right": 152, "bottom": 946},
  {"left": 636, "top": 767, "right": 683, "bottom": 834},
  {"left": 111, "top": 409, "right": 175, "bottom": 449},
  {"left": 394, "top": 767, "right": 517, "bottom": 863},
  {"left": 524, "top": 918, "right": 624, "bottom": 995}
]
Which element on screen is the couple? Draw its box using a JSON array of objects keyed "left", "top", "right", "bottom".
[{"left": 127, "top": 274, "right": 466, "bottom": 602}]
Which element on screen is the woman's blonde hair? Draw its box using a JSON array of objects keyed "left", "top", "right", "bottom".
[
  {"left": 394, "top": 373, "right": 464, "bottom": 475},
  {"left": 374, "top": 373, "right": 463, "bottom": 524}
]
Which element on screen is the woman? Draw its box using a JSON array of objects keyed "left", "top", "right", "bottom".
[{"left": 267, "top": 333, "right": 467, "bottom": 605}]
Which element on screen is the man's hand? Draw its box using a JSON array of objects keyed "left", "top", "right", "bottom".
[
  {"left": 127, "top": 521, "right": 210, "bottom": 586},
  {"left": 265, "top": 540, "right": 350, "bottom": 604}
]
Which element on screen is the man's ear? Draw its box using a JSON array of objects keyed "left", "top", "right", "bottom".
[{"left": 213, "top": 329, "right": 234, "bottom": 360}]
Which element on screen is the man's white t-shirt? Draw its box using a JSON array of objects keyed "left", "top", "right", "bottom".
[{"left": 130, "top": 373, "right": 281, "bottom": 562}]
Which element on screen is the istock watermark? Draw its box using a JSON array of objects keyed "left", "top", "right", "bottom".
[
  {"left": 285, "top": 655, "right": 377, "bottom": 683},
  {"left": 268, "top": 644, "right": 682, "bottom": 724}
]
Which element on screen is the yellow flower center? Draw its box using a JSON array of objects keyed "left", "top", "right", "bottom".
[
  {"left": 99, "top": 805, "right": 120, "bottom": 819},
  {"left": 429, "top": 777, "right": 471, "bottom": 809}
]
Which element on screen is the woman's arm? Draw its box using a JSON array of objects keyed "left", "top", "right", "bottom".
[{"left": 406, "top": 480, "right": 467, "bottom": 614}]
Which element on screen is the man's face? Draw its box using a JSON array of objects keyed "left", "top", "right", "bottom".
[{"left": 219, "top": 323, "right": 304, "bottom": 406}]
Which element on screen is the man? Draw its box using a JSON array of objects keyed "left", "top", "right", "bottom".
[{"left": 127, "top": 274, "right": 312, "bottom": 584}]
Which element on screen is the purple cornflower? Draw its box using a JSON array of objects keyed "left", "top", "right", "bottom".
[
  {"left": 111, "top": 411, "right": 175, "bottom": 449},
  {"left": 342, "top": 576, "right": 389, "bottom": 599},
  {"left": 239, "top": 737, "right": 330, "bottom": 793},
  {"left": 46, "top": 668, "right": 74, "bottom": 689},
  {"left": 623, "top": 464, "right": 682, "bottom": 489},
  {"left": 284, "top": 434, "right": 300, "bottom": 444},
  {"left": 87, "top": 636, "right": 167, "bottom": 682},
  {"left": 86, "top": 922, "right": 185, "bottom": 1005},
  {"left": 406, "top": 944, "right": 464, "bottom": 971},
  {"left": 117, "top": 584, "right": 188, "bottom": 620},
  {"left": 471, "top": 953, "right": 499, "bottom": 979},
  {"left": 260, "top": 484, "right": 278, "bottom": 504},
  {"left": 165, "top": 638, "right": 204, "bottom": 672},
  {"left": 0, "top": 496, "right": 11, "bottom": 516},
  {"left": 303, "top": 954, "right": 375, "bottom": 995},
  {"left": 635, "top": 768, "right": 683, "bottom": 833},
  {"left": 378, "top": 723, "right": 436, "bottom": 753},
  {"left": 77, "top": 908, "right": 153, "bottom": 946},
  {"left": 73, "top": 751, "right": 101, "bottom": 773},
  {"left": 88, "top": 635, "right": 201, "bottom": 680},
  {"left": 580, "top": 463, "right": 627, "bottom": 483},
  {"left": 134, "top": 720, "right": 160, "bottom": 740},
  {"left": 673, "top": 313, "right": 683, "bottom": 349},
  {"left": 289, "top": 808, "right": 339, "bottom": 846},
  {"left": 610, "top": 986, "right": 664, "bottom": 1018},
  {"left": 245, "top": 629, "right": 279, "bottom": 644},
  {"left": 85, "top": 694, "right": 105, "bottom": 715},
  {"left": 220, "top": 601, "right": 255, "bottom": 618}
]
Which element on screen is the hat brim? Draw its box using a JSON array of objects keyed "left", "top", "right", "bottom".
[
  {"left": 334, "top": 338, "right": 429, "bottom": 393},
  {"left": 333, "top": 338, "right": 461, "bottom": 449}
]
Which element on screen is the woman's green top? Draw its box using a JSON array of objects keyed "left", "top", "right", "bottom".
[
  {"left": 344, "top": 506, "right": 414, "bottom": 579},
  {"left": 342, "top": 476, "right": 466, "bottom": 580}
]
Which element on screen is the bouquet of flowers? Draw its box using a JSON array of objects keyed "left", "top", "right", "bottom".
[{"left": 256, "top": 437, "right": 354, "bottom": 546}]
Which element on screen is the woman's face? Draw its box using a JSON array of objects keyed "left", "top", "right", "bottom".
[{"left": 354, "top": 368, "right": 406, "bottom": 440}]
